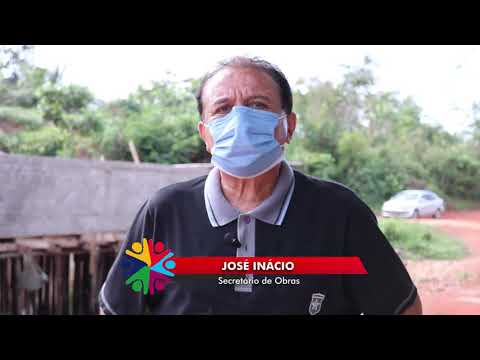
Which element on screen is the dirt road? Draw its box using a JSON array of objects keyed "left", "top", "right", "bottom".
[{"left": 403, "top": 210, "right": 480, "bottom": 315}]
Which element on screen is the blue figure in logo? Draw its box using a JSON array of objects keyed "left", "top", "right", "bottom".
[{"left": 150, "top": 251, "right": 176, "bottom": 277}]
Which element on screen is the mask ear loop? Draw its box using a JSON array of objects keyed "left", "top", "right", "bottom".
[{"left": 278, "top": 113, "right": 289, "bottom": 145}]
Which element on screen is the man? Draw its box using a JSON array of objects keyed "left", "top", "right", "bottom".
[{"left": 99, "top": 56, "right": 422, "bottom": 315}]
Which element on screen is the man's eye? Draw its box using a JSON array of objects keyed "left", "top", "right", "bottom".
[
  {"left": 250, "top": 102, "right": 267, "bottom": 110},
  {"left": 215, "top": 105, "right": 231, "bottom": 114}
]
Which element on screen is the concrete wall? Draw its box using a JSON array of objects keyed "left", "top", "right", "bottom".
[{"left": 0, "top": 154, "right": 214, "bottom": 238}]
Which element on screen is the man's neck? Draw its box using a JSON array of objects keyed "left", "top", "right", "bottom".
[{"left": 219, "top": 163, "right": 282, "bottom": 213}]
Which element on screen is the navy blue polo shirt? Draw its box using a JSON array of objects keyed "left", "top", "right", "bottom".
[
  {"left": 99, "top": 167, "right": 417, "bottom": 315},
  {"left": 204, "top": 161, "right": 295, "bottom": 293}
]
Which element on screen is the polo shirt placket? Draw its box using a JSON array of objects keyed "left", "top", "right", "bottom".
[
  {"left": 235, "top": 214, "right": 255, "bottom": 292},
  {"left": 204, "top": 160, "right": 296, "bottom": 293}
]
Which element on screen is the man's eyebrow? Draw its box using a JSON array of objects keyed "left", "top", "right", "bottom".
[
  {"left": 212, "top": 97, "right": 231, "bottom": 106},
  {"left": 211, "top": 94, "right": 272, "bottom": 107},
  {"left": 244, "top": 95, "right": 272, "bottom": 103}
]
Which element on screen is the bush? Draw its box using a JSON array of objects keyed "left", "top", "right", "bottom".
[
  {"left": 379, "top": 218, "right": 467, "bottom": 260},
  {"left": 8, "top": 125, "right": 69, "bottom": 156},
  {"left": 424, "top": 145, "right": 480, "bottom": 200},
  {"left": 334, "top": 133, "right": 408, "bottom": 208},
  {"left": 62, "top": 111, "right": 104, "bottom": 136},
  {"left": 37, "top": 84, "right": 94, "bottom": 126},
  {"left": 0, "top": 133, "right": 11, "bottom": 152},
  {"left": 302, "top": 152, "right": 336, "bottom": 179},
  {"left": 0, "top": 106, "right": 43, "bottom": 129},
  {"left": 122, "top": 111, "right": 205, "bottom": 164},
  {"left": 58, "top": 133, "right": 101, "bottom": 159},
  {"left": 99, "top": 115, "right": 130, "bottom": 161}
]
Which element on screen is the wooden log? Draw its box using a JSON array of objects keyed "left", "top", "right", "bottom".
[
  {"left": 0, "top": 259, "right": 5, "bottom": 313},
  {"left": 88, "top": 234, "right": 100, "bottom": 314},
  {"left": 39, "top": 255, "right": 46, "bottom": 314},
  {"left": 7, "top": 259, "right": 11, "bottom": 313},
  {"left": 54, "top": 254, "right": 62, "bottom": 315},
  {"left": 63, "top": 253, "right": 69, "bottom": 314},
  {"left": 16, "top": 239, "right": 50, "bottom": 251},
  {"left": 128, "top": 140, "right": 141, "bottom": 164},
  {"left": 44, "top": 254, "right": 50, "bottom": 314},
  {"left": 12, "top": 257, "right": 18, "bottom": 314},
  {"left": 83, "top": 252, "right": 91, "bottom": 314},
  {"left": 74, "top": 251, "right": 90, "bottom": 314},
  {"left": 0, "top": 233, "right": 123, "bottom": 315},
  {"left": 0, "top": 243, "right": 18, "bottom": 254},
  {"left": 15, "top": 257, "right": 24, "bottom": 314},
  {"left": 68, "top": 253, "right": 74, "bottom": 315},
  {"left": 73, "top": 253, "right": 80, "bottom": 315},
  {"left": 48, "top": 254, "right": 54, "bottom": 314}
]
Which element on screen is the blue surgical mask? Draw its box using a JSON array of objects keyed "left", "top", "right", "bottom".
[{"left": 205, "top": 106, "right": 287, "bottom": 178}]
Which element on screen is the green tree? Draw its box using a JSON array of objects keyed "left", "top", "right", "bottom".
[
  {"left": 470, "top": 102, "right": 480, "bottom": 155},
  {"left": 0, "top": 45, "right": 60, "bottom": 108},
  {"left": 424, "top": 144, "right": 480, "bottom": 199},
  {"left": 99, "top": 79, "right": 209, "bottom": 163},
  {"left": 37, "top": 84, "right": 94, "bottom": 127}
]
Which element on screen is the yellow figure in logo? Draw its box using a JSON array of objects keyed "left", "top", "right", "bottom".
[{"left": 125, "top": 238, "right": 151, "bottom": 266}]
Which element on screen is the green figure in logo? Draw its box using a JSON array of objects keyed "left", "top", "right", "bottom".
[{"left": 125, "top": 266, "right": 150, "bottom": 295}]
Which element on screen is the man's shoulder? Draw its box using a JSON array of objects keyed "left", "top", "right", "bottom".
[
  {"left": 294, "top": 170, "right": 358, "bottom": 200},
  {"left": 146, "top": 174, "right": 207, "bottom": 211},
  {"left": 293, "top": 170, "right": 377, "bottom": 221}
]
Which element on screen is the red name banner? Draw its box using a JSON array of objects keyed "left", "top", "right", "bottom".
[{"left": 173, "top": 257, "right": 367, "bottom": 275}]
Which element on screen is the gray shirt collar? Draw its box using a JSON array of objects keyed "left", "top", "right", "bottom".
[{"left": 204, "top": 161, "right": 295, "bottom": 227}]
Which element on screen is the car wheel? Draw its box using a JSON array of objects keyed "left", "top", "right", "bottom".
[
  {"left": 412, "top": 209, "right": 419, "bottom": 219},
  {"left": 433, "top": 209, "right": 441, "bottom": 219}
]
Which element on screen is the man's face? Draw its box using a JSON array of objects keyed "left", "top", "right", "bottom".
[{"left": 198, "top": 66, "right": 296, "bottom": 153}]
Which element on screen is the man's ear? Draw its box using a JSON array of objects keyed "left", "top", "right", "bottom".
[
  {"left": 286, "top": 112, "right": 297, "bottom": 144},
  {"left": 198, "top": 120, "right": 212, "bottom": 153}
]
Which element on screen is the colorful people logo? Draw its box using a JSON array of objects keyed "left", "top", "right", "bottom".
[{"left": 121, "top": 238, "right": 176, "bottom": 295}]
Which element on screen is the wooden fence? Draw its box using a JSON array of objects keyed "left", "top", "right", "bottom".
[{"left": 0, "top": 233, "right": 123, "bottom": 315}]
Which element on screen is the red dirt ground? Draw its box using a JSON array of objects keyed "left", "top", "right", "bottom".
[{"left": 402, "top": 210, "right": 480, "bottom": 315}]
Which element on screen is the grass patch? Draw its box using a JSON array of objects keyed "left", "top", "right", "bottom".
[
  {"left": 445, "top": 196, "right": 480, "bottom": 211},
  {"left": 379, "top": 218, "right": 468, "bottom": 260}
]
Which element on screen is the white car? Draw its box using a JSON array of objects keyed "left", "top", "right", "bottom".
[{"left": 382, "top": 190, "right": 445, "bottom": 219}]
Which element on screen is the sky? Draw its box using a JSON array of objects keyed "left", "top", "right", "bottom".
[{"left": 30, "top": 45, "right": 480, "bottom": 135}]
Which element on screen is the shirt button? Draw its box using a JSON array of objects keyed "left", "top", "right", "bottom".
[{"left": 244, "top": 215, "right": 251, "bottom": 224}]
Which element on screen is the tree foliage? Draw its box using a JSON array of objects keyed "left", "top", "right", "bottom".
[
  {"left": 289, "top": 58, "right": 480, "bottom": 207},
  {"left": 1, "top": 46, "right": 479, "bottom": 208}
]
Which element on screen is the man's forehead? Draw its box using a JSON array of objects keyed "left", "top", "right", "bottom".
[{"left": 203, "top": 67, "right": 280, "bottom": 102}]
